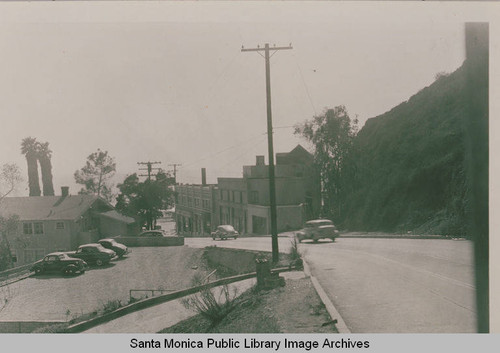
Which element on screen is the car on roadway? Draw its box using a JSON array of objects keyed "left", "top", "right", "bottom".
[
  {"left": 138, "top": 230, "right": 167, "bottom": 237},
  {"left": 211, "top": 225, "right": 239, "bottom": 240},
  {"left": 30, "top": 252, "right": 87, "bottom": 276},
  {"left": 67, "top": 243, "right": 116, "bottom": 266},
  {"left": 98, "top": 238, "right": 129, "bottom": 258},
  {"left": 295, "top": 219, "right": 340, "bottom": 243}
]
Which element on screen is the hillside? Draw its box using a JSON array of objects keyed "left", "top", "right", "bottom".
[{"left": 344, "top": 64, "right": 469, "bottom": 236}]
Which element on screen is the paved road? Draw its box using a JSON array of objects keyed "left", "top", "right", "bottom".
[{"left": 186, "top": 235, "right": 477, "bottom": 333}]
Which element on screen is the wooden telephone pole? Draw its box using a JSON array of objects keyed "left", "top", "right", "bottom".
[
  {"left": 137, "top": 161, "right": 162, "bottom": 230},
  {"left": 168, "top": 163, "right": 182, "bottom": 184},
  {"left": 242, "top": 43, "right": 293, "bottom": 263}
]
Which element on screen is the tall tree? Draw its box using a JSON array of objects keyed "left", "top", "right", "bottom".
[
  {"left": 295, "top": 106, "right": 359, "bottom": 222},
  {"left": 37, "top": 141, "right": 55, "bottom": 196},
  {"left": 116, "top": 170, "right": 175, "bottom": 230},
  {"left": 74, "top": 149, "right": 116, "bottom": 202},
  {"left": 0, "top": 163, "right": 22, "bottom": 202},
  {"left": 0, "top": 164, "right": 22, "bottom": 271},
  {"left": 0, "top": 215, "right": 19, "bottom": 272},
  {"left": 20, "top": 137, "right": 41, "bottom": 197}
]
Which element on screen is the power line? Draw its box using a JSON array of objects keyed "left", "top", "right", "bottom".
[{"left": 292, "top": 51, "right": 318, "bottom": 116}]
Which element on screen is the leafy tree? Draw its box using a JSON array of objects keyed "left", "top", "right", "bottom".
[
  {"left": 74, "top": 149, "right": 116, "bottom": 202},
  {"left": 0, "top": 163, "right": 22, "bottom": 202},
  {"left": 115, "top": 169, "right": 174, "bottom": 230},
  {"left": 20, "top": 137, "right": 41, "bottom": 197},
  {"left": 295, "top": 106, "right": 359, "bottom": 223},
  {"left": 0, "top": 165, "right": 22, "bottom": 271},
  {"left": 0, "top": 215, "right": 19, "bottom": 272}
]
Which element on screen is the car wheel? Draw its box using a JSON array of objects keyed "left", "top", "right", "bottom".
[
  {"left": 234, "top": 236, "right": 238, "bottom": 239},
  {"left": 34, "top": 267, "right": 43, "bottom": 275},
  {"left": 64, "top": 266, "right": 75, "bottom": 276},
  {"left": 96, "top": 259, "right": 104, "bottom": 266},
  {"left": 212, "top": 236, "right": 216, "bottom": 240}
]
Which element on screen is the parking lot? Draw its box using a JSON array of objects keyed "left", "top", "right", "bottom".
[{"left": 0, "top": 246, "right": 206, "bottom": 322}]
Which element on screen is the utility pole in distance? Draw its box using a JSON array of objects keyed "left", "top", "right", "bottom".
[
  {"left": 168, "top": 163, "right": 182, "bottom": 184},
  {"left": 137, "top": 161, "right": 162, "bottom": 181},
  {"left": 242, "top": 43, "right": 293, "bottom": 263},
  {"left": 137, "top": 161, "right": 162, "bottom": 230}
]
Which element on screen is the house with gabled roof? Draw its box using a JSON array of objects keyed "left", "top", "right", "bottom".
[{"left": 0, "top": 187, "right": 138, "bottom": 266}]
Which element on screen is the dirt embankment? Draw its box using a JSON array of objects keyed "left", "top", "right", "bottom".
[{"left": 161, "top": 246, "right": 337, "bottom": 333}]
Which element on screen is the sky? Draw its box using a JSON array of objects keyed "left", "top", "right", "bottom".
[{"left": 0, "top": 1, "right": 493, "bottom": 194}]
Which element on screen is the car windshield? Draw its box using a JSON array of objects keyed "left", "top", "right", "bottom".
[{"left": 306, "top": 220, "right": 333, "bottom": 227}]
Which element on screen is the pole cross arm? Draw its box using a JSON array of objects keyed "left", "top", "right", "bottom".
[{"left": 241, "top": 45, "right": 293, "bottom": 52}]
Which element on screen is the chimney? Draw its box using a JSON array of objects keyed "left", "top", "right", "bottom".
[
  {"left": 61, "top": 186, "right": 69, "bottom": 197},
  {"left": 256, "top": 155, "right": 265, "bottom": 166},
  {"left": 201, "top": 168, "right": 207, "bottom": 186}
]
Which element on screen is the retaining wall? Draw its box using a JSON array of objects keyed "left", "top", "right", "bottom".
[{"left": 112, "top": 236, "right": 184, "bottom": 247}]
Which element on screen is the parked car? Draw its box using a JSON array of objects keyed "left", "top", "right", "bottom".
[
  {"left": 30, "top": 252, "right": 87, "bottom": 276},
  {"left": 138, "top": 230, "right": 165, "bottom": 237},
  {"left": 67, "top": 243, "right": 116, "bottom": 266},
  {"left": 98, "top": 238, "right": 129, "bottom": 258},
  {"left": 295, "top": 219, "right": 339, "bottom": 243},
  {"left": 211, "top": 225, "right": 239, "bottom": 240}
]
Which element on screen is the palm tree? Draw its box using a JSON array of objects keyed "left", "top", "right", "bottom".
[
  {"left": 20, "top": 137, "right": 41, "bottom": 197},
  {"left": 37, "top": 141, "right": 55, "bottom": 196}
]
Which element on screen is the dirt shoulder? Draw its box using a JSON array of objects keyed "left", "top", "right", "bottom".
[{"left": 160, "top": 248, "right": 338, "bottom": 333}]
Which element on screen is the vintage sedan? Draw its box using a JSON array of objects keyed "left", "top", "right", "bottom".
[
  {"left": 295, "top": 219, "right": 340, "bottom": 243},
  {"left": 67, "top": 243, "right": 116, "bottom": 266},
  {"left": 98, "top": 238, "right": 129, "bottom": 258},
  {"left": 211, "top": 225, "right": 239, "bottom": 240},
  {"left": 30, "top": 252, "right": 87, "bottom": 276}
]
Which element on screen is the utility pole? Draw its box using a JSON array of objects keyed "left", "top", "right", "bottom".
[
  {"left": 242, "top": 43, "right": 293, "bottom": 263},
  {"left": 137, "top": 161, "right": 162, "bottom": 181},
  {"left": 137, "top": 161, "right": 162, "bottom": 230},
  {"left": 168, "top": 163, "right": 182, "bottom": 184}
]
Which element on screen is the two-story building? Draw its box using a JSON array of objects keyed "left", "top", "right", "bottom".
[
  {"left": 174, "top": 145, "right": 321, "bottom": 236},
  {"left": 217, "top": 178, "right": 247, "bottom": 234},
  {"left": 175, "top": 169, "right": 218, "bottom": 236},
  {"left": 0, "top": 187, "right": 138, "bottom": 266},
  {"left": 244, "top": 145, "right": 321, "bottom": 234}
]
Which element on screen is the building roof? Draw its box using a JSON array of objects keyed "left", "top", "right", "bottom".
[
  {"left": 0, "top": 195, "right": 107, "bottom": 221},
  {"left": 98, "top": 210, "right": 136, "bottom": 224},
  {"left": 276, "top": 144, "right": 313, "bottom": 165}
]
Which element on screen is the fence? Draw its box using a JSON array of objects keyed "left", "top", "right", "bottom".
[{"left": 0, "top": 264, "right": 32, "bottom": 287}]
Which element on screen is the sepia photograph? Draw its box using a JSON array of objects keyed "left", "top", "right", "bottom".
[{"left": 0, "top": 0, "right": 494, "bottom": 340}]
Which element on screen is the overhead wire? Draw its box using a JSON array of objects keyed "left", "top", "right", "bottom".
[{"left": 292, "top": 51, "right": 318, "bottom": 116}]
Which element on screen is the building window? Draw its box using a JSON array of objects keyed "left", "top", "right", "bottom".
[
  {"left": 23, "top": 223, "right": 33, "bottom": 235},
  {"left": 34, "top": 222, "right": 44, "bottom": 234},
  {"left": 56, "top": 222, "right": 65, "bottom": 230},
  {"left": 249, "top": 190, "right": 259, "bottom": 203}
]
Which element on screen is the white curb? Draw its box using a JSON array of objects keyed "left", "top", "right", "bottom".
[{"left": 303, "top": 260, "right": 351, "bottom": 334}]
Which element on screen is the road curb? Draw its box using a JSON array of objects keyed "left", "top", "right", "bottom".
[{"left": 303, "top": 260, "right": 351, "bottom": 334}]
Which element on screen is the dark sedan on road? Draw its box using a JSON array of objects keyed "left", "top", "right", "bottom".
[
  {"left": 67, "top": 244, "right": 116, "bottom": 266},
  {"left": 98, "top": 238, "right": 129, "bottom": 258},
  {"left": 211, "top": 225, "right": 239, "bottom": 240},
  {"left": 30, "top": 252, "right": 87, "bottom": 276}
]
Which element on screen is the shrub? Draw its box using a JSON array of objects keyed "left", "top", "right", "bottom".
[{"left": 181, "top": 273, "right": 239, "bottom": 326}]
